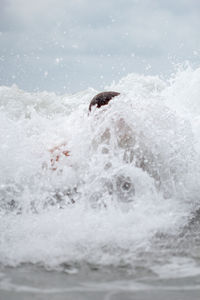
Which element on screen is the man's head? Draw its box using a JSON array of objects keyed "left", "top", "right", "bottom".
[{"left": 89, "top": 91, "right": 120, "bottom": 112}]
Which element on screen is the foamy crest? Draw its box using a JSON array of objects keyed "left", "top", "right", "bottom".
[{"left": 0, "top": 66, "right": 200, "bottom": 275}]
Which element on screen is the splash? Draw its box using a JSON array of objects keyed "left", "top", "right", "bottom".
[{"left": 0, "top": 66, "right": 200, "bottom": 274}]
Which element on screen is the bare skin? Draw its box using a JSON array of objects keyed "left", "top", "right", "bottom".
[{"left": 49, "top": 143, "right": 70, "bottom": 170}]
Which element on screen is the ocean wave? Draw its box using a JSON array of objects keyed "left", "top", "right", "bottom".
[{"left": 0, "top": 67, "right": 200, "bottom": 274}]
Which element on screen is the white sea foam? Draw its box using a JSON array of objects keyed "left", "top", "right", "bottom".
[{"left": 0, "top": 66, "right": 200, "bottom": 276}]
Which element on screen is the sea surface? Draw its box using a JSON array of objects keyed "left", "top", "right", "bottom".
[{"left": 1, "top": 67, "right": 200, "bottom": 299}]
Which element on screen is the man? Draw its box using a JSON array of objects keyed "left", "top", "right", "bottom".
[{"left": 50, "top": 91, "right": 120, "bottom": 169}]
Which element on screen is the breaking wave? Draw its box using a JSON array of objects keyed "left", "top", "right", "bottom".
[{"left": 0, "top": 66, "right": 200, "bottom": 277}]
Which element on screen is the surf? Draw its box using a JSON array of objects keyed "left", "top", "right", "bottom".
[{"left": 0, "top": 66, "right": 200, "bottom": 275}]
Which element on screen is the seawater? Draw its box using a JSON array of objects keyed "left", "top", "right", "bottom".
[{"left": 0, "top": 66, "right": 200, "bottom": 282}]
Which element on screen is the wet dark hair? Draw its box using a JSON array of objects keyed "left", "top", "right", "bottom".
[{"left": 89, "top": 91, "right": 120, "bottom": 112}]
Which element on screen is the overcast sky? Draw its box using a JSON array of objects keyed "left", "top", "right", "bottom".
[{"left": 0, "top": 0, "right": 200, "bottom": 93}]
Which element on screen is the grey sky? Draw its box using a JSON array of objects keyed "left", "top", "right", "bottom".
[{"left": 0, "top": 0, "right": 200, "bottom": 93}]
